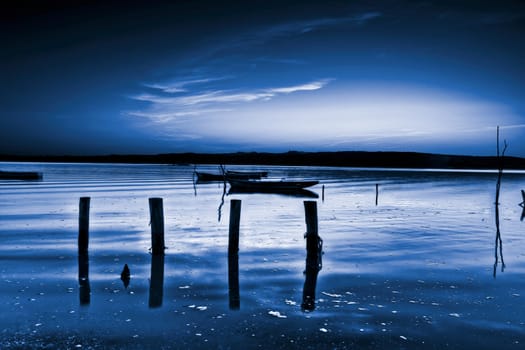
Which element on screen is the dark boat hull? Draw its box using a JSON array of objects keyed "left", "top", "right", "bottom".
[
  {"left": 195, "top": 171, "right": 268, "bottom": 182},
  {"left": 0, "top": 171, "right": 42, "bottom": 181},
  {"left": 195, "top": 172, "right": 226, "bottom": 182}
]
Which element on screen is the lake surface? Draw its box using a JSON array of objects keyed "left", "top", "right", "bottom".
[{"left": 1, "top": 162, "right": 524, "bottom": 349}]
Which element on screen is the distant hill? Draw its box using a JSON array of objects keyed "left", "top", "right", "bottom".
[{"left": 2, "top": 151, "right": 525, "bottom": 170}]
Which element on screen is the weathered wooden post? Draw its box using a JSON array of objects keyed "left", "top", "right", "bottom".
[
  {"left": 228, "top": 199, "right": 241, "bottom": 309},
  {"left": 302, "top": 200, "right": 322, "bottom": 311},
  {"left": 304, "top": 201, "right": 317, "bottom": 237},
  {"left": 149, "top": 198, "right": 165, "bottom": 255},
  {"left": 375, "top": 183, "right": 379, "bottom": 206},
  {"left": 78, "top": 197, "right": 90, "bottom": 255}
]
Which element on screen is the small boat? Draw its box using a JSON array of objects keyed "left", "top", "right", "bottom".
[
  {"left": 195, "top": 171, "right": 226, "bottom": 182},
  {"left": 226, "top": 170, "right": 268, "bottom": 178},
  {"left": 0, "top": 171, "right": 43, "bottom": 181},
  {"left": 228, "top": 179, "right": 319, "bottom": 191},
  {"left": 195, "top": 170, "right": 268, "bottom": 182}
]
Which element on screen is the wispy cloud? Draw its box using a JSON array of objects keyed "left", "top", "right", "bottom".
[
  {"left": 144, "top": 76, "right": 231, "bottom": 93},
  {"left": 203, "top": 12, "right": 382, "bottom": 57},
  {"left": 128, "top": 78, "right": 332, "bottom": 125},
  {"left": 257, "top": 12, "right": 382, "bottom": 40},
  {"left": 268, "top": 80, "right": 332, "bottom": 94}
]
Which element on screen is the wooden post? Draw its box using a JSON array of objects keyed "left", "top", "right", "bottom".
[
  {"left": 78, "top": 197, "right": 90, "bottom": 255},
  {"left": 149, "top": 198, "right": 165, "bottom": 255},
  {"left": 322, "top": 185, "right": 325, "bottom": 202},
  {"left": 304, "top": 201, "right": 318, "bottom": 237},
  {"left": 302, "top": 200, "right": 321, "bottom": 311},
  {"left": 228, "top": 200, "right": 241, "bottom": 255},
  {"left": 228, "top": 199, "right": 241, "bottom": 309},
  {"left": 375, "top": 183, "right": 379, "bottom": 206}
]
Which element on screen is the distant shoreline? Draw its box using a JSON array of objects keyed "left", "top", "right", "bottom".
[{"left": 2, "top": 151, "right": 525, "bottom": 170}]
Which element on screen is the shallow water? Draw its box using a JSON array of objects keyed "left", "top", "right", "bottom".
[{"left": 1, "top": 162, "right": 524, "bottom": 349}]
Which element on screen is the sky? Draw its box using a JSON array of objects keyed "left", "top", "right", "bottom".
[{"left": 1, "top": 0, "right": 525, "bottom": 157}]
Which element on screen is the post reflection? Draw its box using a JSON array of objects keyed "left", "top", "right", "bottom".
[
  {"left": 228, "top": 251, "right": 240, "bottom": 310},
  {"left": 227, "top": 199, "right": 241, "bottom": 310},
  {"left": 302, "top": 201, "right": 323, "bottom": 311},
  {"left": 78, "top": 254, "right": 90, "bottom": 305},
  {"left": 493, "top": 129, "right": 506, "bottom": 278},
  {"left": 301, "top": 234, "right": 323, "bottom": 311},
  {"left": 493, "top": 201, "right": 505, "bottom": 278},
  {"left": 149, "top": 254, "right": 165, "bottom": 308}
]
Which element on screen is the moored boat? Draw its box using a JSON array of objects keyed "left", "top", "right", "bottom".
[
  {"left": 226, "top": 170, "right": 268, "bottom": 178},
  {"left": 195, "top": 171, "right": 226, "bottom": 182},
  {"left": 0, "top": 171, "right": 43, "bottom": 181},
  {"left": 195, "top": 170, "right": 268, "bottom": 182}
]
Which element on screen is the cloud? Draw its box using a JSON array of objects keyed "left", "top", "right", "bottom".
[
  {"left": 144, "top": 76, "right": 231, "bottom": 93},
  {"left": 202, "top": 12, "right": 382, "bottom": 58},
  {"left": 128, "top": 78, "right": 332, "bottom": 126},
  {"left": 132, "top": 79, "right": 330, "bottom": 106},
  {"left": 258, "top": 12, "right": 382, "bottom": 40},
  {"left": 268, "top": 80, "right": 332, "bottom": 94}
]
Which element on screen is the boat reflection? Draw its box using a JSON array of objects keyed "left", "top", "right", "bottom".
[
  {"left": 149, "top": 254, "right": 165, "bottom": 308},
  {"left": 78, "top": 254, "right": 90, "bottom": 305},
  {"left": 228, "top": 188, "right": 318, "bottom": 198}
]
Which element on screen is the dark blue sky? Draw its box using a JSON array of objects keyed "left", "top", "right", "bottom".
[{"left": 2, "top": 0, "right": 525, "bottom": 156}]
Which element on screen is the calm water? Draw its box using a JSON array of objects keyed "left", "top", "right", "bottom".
[{"left": 1, "top": 162, "right": 524, "bottom": 349}]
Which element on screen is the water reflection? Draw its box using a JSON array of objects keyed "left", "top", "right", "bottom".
[
  {"left": 228, "top": 252, "right": 240, "bottom": 310},
  {"left": 493, "top": 137, "right": 506, "bottom": 278},
  {"left": 301, "top": 235, "right": 323, "bottom": 311},
  {"left": 78, "top": 254, "right": 90, "bottom": 305},
  {"left": 149, "top": 255, "right": 165, "bottom": 308},
  {"left": 302, "top": 201, "right": 323, "bottom": 311},
  {"left": 227, "top": 200, "right": 241, "bottom": 310},
  {"left": 520, "top": 190, "right": 525, "bottom": 221},
  {"left": 218, "top": 181, "right": 227, "bottom": 222},
  {"left": 228, "top": 188, "right": 318, "bottom": 198},
  {"left": 120, "top": 264, "right": 130, "bottom": 288},
  {"left": 493, "top": 202, "right": 505, "bottom": 278}
]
